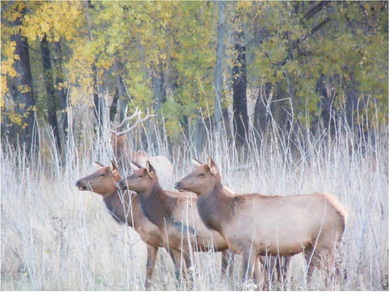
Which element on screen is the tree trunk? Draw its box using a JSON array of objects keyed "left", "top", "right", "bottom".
[
  {"left": 254, "top": 82, "right": 272, "bottom": 136},
  {"left": 150, "top": 60, "right": 167, "bottom": 144},
  {"left": 222, "top": 108, "right": 232, "bottom": 141},
  {"left": 110, "top": 88, "right": 120, "bottom": 123},
  {"left": 92, "top": 65, "right": 105, "bottom": 133},
  {"left": 40, "top": 34, "right": 61, "bottom": 153},
  {"left": 152, "top": 60, "right": 166, "bottom": 115},
  {"left": 111, "top": 60, "right": 128, "bottom": 125},
  {"left": 315, "top": 75, "right": 337, "bottom": 134},
  {"left": 345, "top": 78, "right": 359, "bottom": 130},
  {"left": 232, "top": 25, "right": 248, "bottom": 147},
  {"left": 52, "top": 41, "right": 68, "bottom": 153},
  {"left": 270, "top": 84, "right": 290, "bottom": 133},
  {"left": 214, "top": 1, "right": 226, "bottom": 132},
  {"left": 84, "top": 2, "right": 104, "bottom": 134},
  {"left": 7, "top": 6, "right": 38, "bottom": 155}
]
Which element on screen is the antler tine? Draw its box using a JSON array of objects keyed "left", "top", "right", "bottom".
[
  {"left": 111, "top": 107, "right": 141, "bottom": 132},
  {"left": 115, "top": 108, "right": 156, "bottom": 136}
]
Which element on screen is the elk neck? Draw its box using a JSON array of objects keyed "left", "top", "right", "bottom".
[
  {"left": 196, "top": 181, "right": 235, "bottom": 234},
  {"left": 137, "top": 180, "right": 177, "bottom": 229},
  {"left": 103, "top": 189, "right": 138, "bottom": 227}
]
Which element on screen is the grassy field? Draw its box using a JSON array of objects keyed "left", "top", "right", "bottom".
[{"left": 1, "top": 110, "right": 388, "bottom": 290}]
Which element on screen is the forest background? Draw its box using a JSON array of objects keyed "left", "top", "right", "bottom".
[
  {"left": 1, "top": 1, "right": 388, "bottom": 154},
  {"left": 1, "top": 1, "right": 388, "bottom": 291}
]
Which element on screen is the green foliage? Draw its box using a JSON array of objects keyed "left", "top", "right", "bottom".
[
  {"left": 1, "top": 1, "right": 387, "bottom": 137},
  {"left": 247, "top": 1, "right": 388, "bottom": 126}
]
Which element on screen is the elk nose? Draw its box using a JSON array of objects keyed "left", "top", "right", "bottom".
[
  {"left": 117, "top": 181, "right": 126, "bottom": 190},
  {"left": 174, "top": 182, "right": 181, "bottom": 190},
  {"left": 75, "top": 180, "right": 81, "bottom": 187}
]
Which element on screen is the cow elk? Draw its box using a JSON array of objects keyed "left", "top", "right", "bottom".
[
  {"left": 175, "top": 157, "right": 348, "bottom": 289},
  {"left": 117, "top": 161, "right": 240, "bottom": 286},
  {"left": 111, "top": 107, "right": 173, "bottom": 183},
  {"left": 75, "top": 162, "right": 189, "bottom": 288}
]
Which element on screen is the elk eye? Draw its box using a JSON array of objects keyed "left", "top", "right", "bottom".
[
  {"left": 138, "top": 175, "right": 143, "bottom": 179},
  {"left": 99, "top": 173, "right": 106, "bottom": 177},
  {"left": 198, "top": 173, "right": 205, "bottom": 178}
]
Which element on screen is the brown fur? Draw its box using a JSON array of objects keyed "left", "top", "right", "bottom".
[
  {"left": 111, "top": 133, "right": 173, "bottom": 180},
  {"left": 117, "top": 161, "right": 237, "bottom": 279},
  {"left": 75, "top": 162, "right": 185, "bottom": 288},
  {"left": 175, "top": 158, "right": 347, "bottom": 286}
]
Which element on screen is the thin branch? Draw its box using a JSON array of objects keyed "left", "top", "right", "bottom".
[
  {"left": 276, "top": 17, "right": 331, "bottom": 68},
  {"left": 300, "top": 1, "right": 330, "bottom": 24}
]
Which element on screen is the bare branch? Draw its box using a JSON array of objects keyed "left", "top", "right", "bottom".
[{"left": 300, "top": 1, "right": 330, "bottom": 24}]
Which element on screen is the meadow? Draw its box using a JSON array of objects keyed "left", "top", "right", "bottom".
[{"left": 1, "top": 105, "right": 388, "bottom": 290}]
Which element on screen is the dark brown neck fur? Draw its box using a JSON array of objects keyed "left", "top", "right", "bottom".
[
  {"left": 103, "top": 189, "right": 138, "bottom": 226},
  {"left": 196, "top": 182, "right": 235, "bottom": 234},
  {"left": 137, "top": 179, "right": 177, "bottom": 229}
]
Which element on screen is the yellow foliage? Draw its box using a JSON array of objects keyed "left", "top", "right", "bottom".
[
  {"left": 7, "top": 111, "right": 23, "bottom": 126},
  {"left": 22, "top": 2, "right": 83, "bottom": 42},
  {"left": 237, "top": 2, "right": 253, "bottom": 10},
  {"left": 17, "top": 85, "right": 31, "bottom": 94}
]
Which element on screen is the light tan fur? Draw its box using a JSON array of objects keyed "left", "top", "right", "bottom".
[{"left": 175, "top": 158, "right": 347, "bottom": 286}]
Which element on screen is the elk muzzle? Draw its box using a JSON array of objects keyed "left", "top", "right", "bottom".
[
  {"left": 75, "top": 180, "right": 88, "bottom": 191},
  {"left": 117, "top": 179, "right": 128, "bottom": 190},
  {"left": 174, "top": 181, "right": 185, "bottom": 192}
]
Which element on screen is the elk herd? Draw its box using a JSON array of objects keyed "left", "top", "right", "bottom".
[{"left": 75, "top": 109, "right": 347, "bottom": 290}]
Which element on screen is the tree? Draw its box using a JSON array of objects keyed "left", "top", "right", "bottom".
[
  {"left": 52, "top": 40, "right": 69, "bottom": 151},
  {"left": 214, "top": 1, "right": 226, "bottom": 133},
  {"left": 232, "top": 12, "right": 249, "bottom": 147},
  {"left": 1, "top": 1, "right": 387, "bottom": 155},
  {"left": 2, "top": 2, "right": 38, "bottom": 155},
  {"left": 40, "top": 33, "right": 61, "bottom": 151}
]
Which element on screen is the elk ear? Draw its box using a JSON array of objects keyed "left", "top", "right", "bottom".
[
  {"left": 207, "top": 157, "right": 218, "bottom": 176},
  {"left": 110, "top": 160, "right": 120, "bottom": 176},
  {"left": 191, "top": 158, "right": 203, "bottom": 167},
  {"left": 111, "top": 160, "right": 118, "bottom": 170},
  {"left": 94, "top": 161, "right": 105, "bottom": 170},
  {"left": 130, "top": 161, "right": 142, "bottom": 170},
  {"left": 146, "top": 161, "right": 156, "bottom": 178}
]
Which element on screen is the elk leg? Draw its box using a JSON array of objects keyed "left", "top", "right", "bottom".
[
  {"left": 242, "top": 250, "right": 258, "bottom": 285},
  {"left": 183, "top": 252, "right": 193, "bottom": 289},
  {"left": 305, "top": 246, "right": 324, "bottom": 285},
  {"left": 221, "top": 249, "right": 235, "bottom": 278},
  {"left": 145, "top": 244, "right": 158, "bottom": 289},
  {"left": 260, "top": 255, "right": 273, "bottom": 288},
  {"left": 319, "top": 248, "right": 337, "bottom": 289},
  {"left": 267, "top": 256, "right": 291, "bottom": 289},
  {"left": 277, "top": 256, "right": 291, "bottom": 287},
  {"left": 254, "top": 256, "right": 266, "bottom": 290},
  {"left": 169, "top": 249, "right": 184, "bottom": 281},
  {"left": 306, "top": 245, "right": 337, "bottom": 289}
]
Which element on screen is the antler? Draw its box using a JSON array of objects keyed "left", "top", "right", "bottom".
[{"left": 111, "top": 107, "right": 155, "bottom": 135}]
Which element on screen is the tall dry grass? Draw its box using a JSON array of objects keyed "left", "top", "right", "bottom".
[{"left": 1, "top": 104, "right": 388, "bottom": 290}]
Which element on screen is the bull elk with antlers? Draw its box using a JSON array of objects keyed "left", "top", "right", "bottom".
[{"left": 111, "top": 108, "right": 173, "bottom": 182}]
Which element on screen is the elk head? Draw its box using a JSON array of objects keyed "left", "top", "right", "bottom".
[
  {"left": 117, "top": 161, "right": 157, "bottom": 194},
  {"left": 175, "top": 157, "right": 221, "bottom": 196},
  {"left": 75, "top": 161, "right": 121, "bottom": 195}
]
